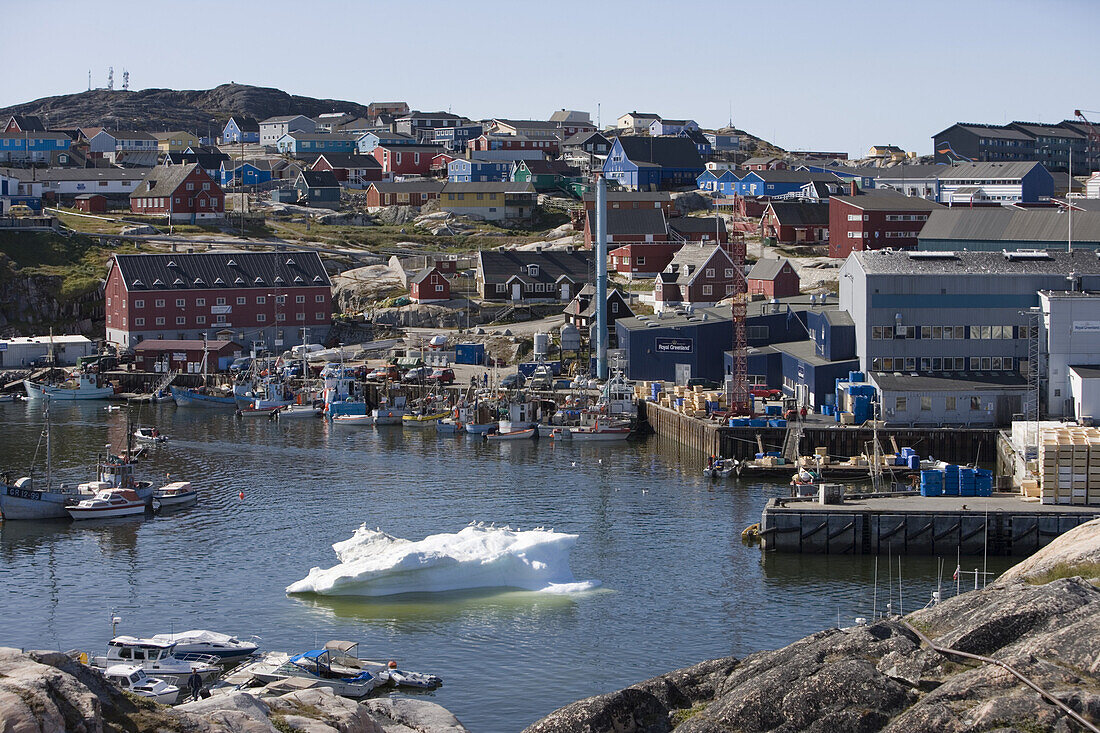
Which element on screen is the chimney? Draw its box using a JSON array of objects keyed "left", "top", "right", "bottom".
[{"left": 849, "top": 180, "right": 858, "bottom": 197}]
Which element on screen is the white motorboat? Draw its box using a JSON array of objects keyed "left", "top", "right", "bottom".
[
  {"left": 153, "top": 481, "right": 197, "bottom": 508},
  {"left": 379, "top": 665, "right": 443, "bottom": 690},
  {"left": 134, "top": 427, "right": 168, "bottom": 443},
  {"left": 0, "top": 393, "right": 21, "bottom": 403},
  {"left": 252, "top": 646, "right": 380, "bottom": 698},
  {"left": 485, "top": 427, "right": 536, "bottom": 441},
  {"left": 237, "top": 405, "right": 280, "bottom": 418},
  {"left": 103, "top": 665, "right": 180, "bottom": 704},
  {"left": 372, "top": 407, "right": 408, "bottom": 425},
  {"left": 703, "top": 459, "right": 736, "bottom": 478},
  {"left": 90, "top": 636, "right": 222, "bottom": 688},
  {"left": 24, "top": 372, "right": 114, "bottom": 400},
  {"left": 332, "top": 414, "right": 376, "bottom": 427},
  {"left": 148, "top": 630, "right": 259, "bottom": 665},
  {"left": 277, "top": 404, "right": 320, "bottom": 419},
  {"left": 67, "top": 489, "right": 151, "bottom": 520}
]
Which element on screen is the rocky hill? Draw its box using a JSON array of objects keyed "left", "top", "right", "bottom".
[
  {"left": 0, "top": 83, "right": 373, "bottom": 132},
  {"left": 527, "top": 519, "right": 1100, "bottom": 733}
]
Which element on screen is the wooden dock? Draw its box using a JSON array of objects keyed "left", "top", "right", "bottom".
[{"left": 760, "top": 494, "right": 1099, "bottom": 556}]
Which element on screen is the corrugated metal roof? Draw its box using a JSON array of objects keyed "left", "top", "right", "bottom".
[
  {"left": 919, "top": 209, "right": 1100, "bottom": 244},
  {"left": 478, "top": 250, "right": 592, "bottom": 285},
  {"left": 831, "top": 190, "right": 944, "bottom": 212},
  {"left": 604, "top": 208, "right": 667, "bottom": 236},
  {"left": 747, "top": 258, "right": 791, "bottom": 281},
  {"left": 112, "top": 251, "right": 331, "bottom": 291},
  {"left": 854, "top": 247, "right": 1100, "bottom": 275},
  {"left": 938, "top": 161, "right": 1046, "bottom": 181}
]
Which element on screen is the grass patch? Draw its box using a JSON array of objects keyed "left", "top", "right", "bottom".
[
  {"left": 0, "top": 230, "right": 140, "bottom": 302},
  {"left": 670, "top": 702, "right": 709, "bottom": 727},
  {"left": 1024, "top": 561, "right": 1100, "bottom": 586},
  {"left": 270, "top": 713, "right": 295, "bottom": 733}
]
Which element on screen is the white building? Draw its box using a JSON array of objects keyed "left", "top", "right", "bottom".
[
  {"left": 1086, "top": 172, "right": 1100, "bottom": 199},
  {"left": 1040, "top": 289, "right": 1100, "bottom": 418},
  {"left": 259, "top": 115, "right": 316, "bottom": 147},
  {"left": 0, "top": 335, "right": 96, "bottom": 367},
  {"left": 38, "top": 168, "right": 149, "bottom": 197}
]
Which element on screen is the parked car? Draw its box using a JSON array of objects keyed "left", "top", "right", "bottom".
[
  {"left": 501, "top": 372, "right": 526, "bottom": 389},
  {"left": 427, "top": 368, "right": 456, "bottom": 384},
  {"left": 367, "top": 365, "right": 400, "bottom": 381},
  {"left": 7, "top": 204, "right": 34, "bottom": 217},
  {"left": 402, "top": 366, "right": 432, "bottom": 382},
  {"left": 750, "top": 387, "right": 782, "bottom": 399},
  {"left": 230, "top": 357, "right": 253, "bottom": 373}
]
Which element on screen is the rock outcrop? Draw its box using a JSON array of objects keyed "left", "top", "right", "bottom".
[
  {"left": 994, "top": 517, "right": 1100, "bottom": 586},
  {"left": 0, "top": 646, "right": 466, "bottom": 733},
  {"left": 526, "top": 522, "right": 1100, "bottom": 733}
]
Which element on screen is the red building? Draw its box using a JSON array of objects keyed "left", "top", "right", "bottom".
[
  {"left": 581, "top": 190, "right": 674, "bottom": 216},
  {"left": 104, "top": 251, "right": 332, "bottom": 351},
  {"left": 669, "top": 216, "right": 729, "bottom": 244},
  {"left": 310, "top": 153, "right": 383, "bottom": 188},
  {"left": 409, "top": 267, "right": 451, "bottom": 303},
  {"left": 371, "top": 145, "right": 443, "bottom": 176},
  {"left": 129, "top": 164, "right": 224, "bottom": 221},
  {"left": 747, "top": 258, "right": 800, "bottom": 298},
  {"left": 75, "top": 193, "right": 107, "bottom": 213},
  {"left": 429, "top": 152, "right": 457, "bottom": 176},
  {"left": 741, "top": 157, "right": 787, "bottom": 171},
  {"left": 583, "top": 208, "right": 667, "bottom": 248},
  {"left": 365, "top": 181, "right": 445, "bottom": 207},
  {"left": 467, "top": 133, "right": 559, "bottom": 156},
  {"left": 609, "top": 242, "right": 681, "bottom": 279},
  {"left": 828, "top": 189, "right": 944, "bottom": 258},
  {"left": 654, "top": 244, "right": 739, "bottom": 312},
  {"left": 761, "top": 201, "right": 829, "bottom": 245},
  {"left": 133, "top": 339, "right": 243, "bottom": 373}
]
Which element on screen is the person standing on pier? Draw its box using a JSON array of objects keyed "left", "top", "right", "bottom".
[{"left": 187, "top": 668, "right": 203, "bottom": 701}]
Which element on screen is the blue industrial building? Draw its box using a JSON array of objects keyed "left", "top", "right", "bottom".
[
  {"left": 732, "top": 170, "right": 844, "bottom": 198},
  {"left": 0, "top": 132, "right": 71, "bottom": 163},
  {"left": 602, "top": 137, "right": 704, "bottom": 191},
  {"left": 447, "top": 158, "right": 509, "bottom": 183},
  {"left": 276, "top": 133, "right": 357, "bottom": 157}
]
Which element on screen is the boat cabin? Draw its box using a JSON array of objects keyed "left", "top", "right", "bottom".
[
  {"left": 105, "top": 665, "right": 153, "bottom": 689},
  {"left": 106, "top": 637, "right": 178, "bottom": 664}
]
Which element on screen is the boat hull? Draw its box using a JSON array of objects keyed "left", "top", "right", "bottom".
[
  {"left": 564, "top": 430, "right": 631, "bottom": 442},
  {"left": 464, "top": 422, "right": 496, "bottom": 434},
  {"left": 333, "top": 415, "right": 375, "bottom": 427},
  {"left": 24, "top": 379, "right": 114, "bottom": 401},
  {"left": 172, "top": 387, "right": 237, "bottom": 408},
  {"left": 372, "top": 409, "right": 408, "bottom": 425},
  {"left": 486, "top": 428, "right": 536, "bottom": 441},
  {"left": 154, "top": 492, "right": 197, "bottom": 507},
  {"left": 67, "top": 502, "right": 148, "bottom": 520},
  {"left": 1, "top": 486, "right": 75, "bottom": 520}
]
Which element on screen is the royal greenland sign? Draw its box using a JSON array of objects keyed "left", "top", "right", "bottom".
[{"left": 655, "top": 337, "right": 693, "bottom": 354}]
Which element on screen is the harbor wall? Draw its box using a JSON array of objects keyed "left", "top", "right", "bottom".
[
  {"left": 760, "top": 501, "right": 1100, "bottom": 555},
  {"left": 640, "top": 401, "right": 998, "bottom": 465}
]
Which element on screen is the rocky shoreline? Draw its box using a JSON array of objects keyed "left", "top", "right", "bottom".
[{"left": 526, "top": 519, "right": 1100, "bottom": 733}]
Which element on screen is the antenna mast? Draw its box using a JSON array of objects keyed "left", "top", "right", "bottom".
[
  {"left": 122, "top": 70, "right": 130, "bottom": 92},
  {"left": 87, "top": 70, "right": 91, "bottom": 91},
  {"left": 107, "top": 67, "right": 114, "bottom": 91}
]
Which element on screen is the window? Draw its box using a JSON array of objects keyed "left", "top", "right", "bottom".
[
  {"left": 156, "top": 317, "right": 165, "bottom": 326},
  {"left": 847, "top": 214, "right": 861, "bottom": 221},
  {"left": 1004, "top": 357, "right": 1013, "bottom": 370},
  {"left": 882, "top": 358, "right": 893, "bottom": 371},
  {"left": 496, "top": 283, "right": 505, "bottom": 293},
  {"left": 107, "top": 297, "right": 112, "bottom": 307},
  {"left": 186, "top": 182, "right": 194, "bottom": 191},
  {"left": 295, "top": 295, "right": 305, "bottom": 303},
  {"left": 980, "top": 357, "right": 992, "bottom": 370},
  {"left": 921, "top": 326, "right": 931, "bottom": 339},
  {"left": 276, "top": 313, "right": 285, "bottom": 322},
  {"left": 257, "top": 313, "right": 266, "bottom": 322},
  {"left": 135, "top": 317, "right": 145, "bottom": 326},
  {"left": 946, "top": 396, "right": 956, "bottom": 411},
  {"left": 895, "top": 397, "right": 906, "bottom": 411},
  {"left": 176, "top": 298, "right": 185, "bottom": 308},
  {"left": 296, "top": 313, "right": 305, "bottom": 321},
  {"left": 919, "top": 395, "right": 931, "bottom": 411},
  {"left": 871, "top": 358, "right": 882, "bottom": 370},
  {"left": 216, "top": 297, "right": 226, "bottom": 306},
  {"left": 256, "top": 296, "right": 266, "bottom": 304},
  {"left": 135, "top": 299, "right": 145, "bottom": 309},
  {"left": 904, "top": 357, "right": 916, "bottom": 371},
  {"left": 724, "top": 268, "right": 734, "bottom": 278},
  {"left": 315, "top": 294, "right": 325, "bottom": 303},
  {"left": 748, "top": 325, "right": 769, "bottom": 339},
  {"left": 920, "top": 358, "right": 931, "bottom": 371},
  {"left": 702, "top": 284, "right": 713, "bottom": 296},
  {"left": 705, "top": 268, "right": 715, "bottom": 278},
  {"left": 954, "top": 326, "right": 965, "bottom": 339},
  {"left": 932, "top": 357, "right": 942, "bottom": 371},
  {"left": 970, "top": 396, "right": 981, "bottom": 411},
  {"left": 932, "top": 326, "right": 942, "bottom": 339},
  {"left": 992, "top": 357, "right": 1002, "bottom": 370},
  {"left": 236, "top": 297, "right": 246, "bottom": 305},
  {"left": 196, "top": 315, "right": 206, "bottom": 324},
  {"left": 196, "top": 298, "right": 205, "bottom": 307},
  {"left": 155, "top": 299, "right": 165, "bottom": 308},
  {"left": 726, "top": 284, "right": 735, "bottom": 294},
  {"left": 276, "top": 296, "right": 285, "bottom": 304},
  {"left": 315, "top": 312, "right": 325, "bottom": 320},
  {"left": 216, "top": 314, "right": 226, "bottom": 323},
  {"left": 872, "top": 326, "right": 884, "bottom": 340},
  {"left": 176, "top": 316, "right": 186, "bottom": 325}
]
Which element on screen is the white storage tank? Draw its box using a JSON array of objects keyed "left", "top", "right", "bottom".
[
  {"left": 533, "top": 332, "right": 550, "bottom": 357},
  {"left": 560, "top": 324, "right": 581, "bottom": 352}
]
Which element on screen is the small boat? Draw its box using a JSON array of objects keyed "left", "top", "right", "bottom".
[
  {"left": 172, "top": 386, "right": 237, "bottom": 408},
  {"left": 464, "top": 422, "right": 496, "bottom": 434},
  {"left": 253, "top": 647, "right": 380, "bottom": 699},
  {"left": 436, "top": 418, "right": 463, "bottom": 433},
  {"left": 24, "top": 373, "right": 114, "bottom": 401},
  {"left": 134, "top": 427, "right": 168, "bottom": 443},
  {"left": 553, "top": 418, "right": 631, "bottom": 442},
  {"left": 153, "top": 481, "right": 196, "bottom": 508},
  {"left": 372, "top": 407, "right": 408, "bottom": 425},
  {"left": 485, "top": 427, "right": 536, "bottom": 441},
  {"left": 0, "top": 393, "right": 22, "bottom": 403},
  {"left": 149, "top": 389, "right": 174, "bottom": 404},
  {"left": 91, "top": 636, "right": 222, "bottom": 688},
  {"left": 402, "top": 411, "right": 449, "bottom": 427},
  {"left": 148, "top": 630, "right": 259, "bottom": 665},
  {"left": 332, "top": 414, "right": 376, "bottom": 427},
  {"left": 103, "top": 665, "right": 180, "bottom": 704},
  {"left": 237, "top": 405, "right": 280, "bottom": 418},
  {"left": 67, "top": 489, "right": 151, "bottom": 520},
  {"left": 278, "top": 404, "right": 320, "bottom": 419},
  {"left": 379, "top": 663, "right": 443, "bottom": 690},
  {"left": 703, "top": 459, "right": 736, "bottom": 478}
]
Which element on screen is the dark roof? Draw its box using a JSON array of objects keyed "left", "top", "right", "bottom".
[
  {"left": 563, "top": 130, "right": 609, "bottom": 147},
  {"left": 853, "top": 248, "right": 1100, "bottom": 276},
  {"left": 8, "top": 115, "right": 45, "bottom": 131},
  {"left": 937, "top": 123, "right": 1032, "bottom": 141},
  {"left": 679, "top": 129, "right": 710, "bottom": 146},
  {"left": 870, "top": 372, "right": 1028, "bottom": 392},
  {"left": 830, "top": 189, "right": 945, "bottom": 212},
  {"left": 919, "top": 208, "right": 1100, "bottom": 244},
  {"left": 166, "top": 151, "right": 230, "bottom": 168},
  {"left": 228, "top": 116, "right": 259, "bottom": 132},
  {"left": 130, "top": 164, "right": 208, "bottom": 198},
  {"left": 939, "top": 161, "right": 1046, "bottom": 181},
  {"left": 479, "top": 250, "right": 592, "bottom": 285},
  {"left": 299, "top": 170, "right": 340, "bottom": 188},
  {"left": 582, "top": 191, "right": 671, "bottom": 203},
  {"left": 669, "top": 217, "right": 726, "bottom": 235},
  {"left": 746, "top": 170, "right": 841, "bottom": 184},
  {"left": 766, "top": 201, "right": 830, "bottom": 227},
  {"left": 368, "top": 180, "right": 445, "bottom": 194},
  {"left": 615, "top": 136, "right": 704, "bottom": 169},
  {"left": 112, "top": 251, "right": 331, "bottom": 291},
  {"left": 522, "top": 159, "right": 580, "bottom": 176},
  {"left": 1069, "top": 365, "right": 1100, "bottom": 380},
  {"left": 313, "top": 153, "right": 381, "bottom": 169},
  {"left": 603, "top": 208, "right": 667, "bottom": 236},
  {"left": 398, "top": 111, "right": 466, "bottom": 121},
  {"left": 410, "top": 267, "right": 445, "bottom": 285},
  {"left": 260, "top": 115, "right": 312, "bottom": 124},
  {"left": 38, "top": 167, "right": 149, "bottom": 182},
  {"left": 442, "top": 181, "right": 535, "bottom": 194},
  {"left": 747, "top": 258, "right": 794, "bottom": 281},
  {"left": 375, "top": 144, "right": 445, "bottom": 153},
  {"left": 873, "top": 164, "right": 947, "bottom": 179},
  {"left": 134, "top": 339, "right": 239, "bottom": 353},
  {"left": 1009, "top": 121, "right": 1086, "bottom": 139}
]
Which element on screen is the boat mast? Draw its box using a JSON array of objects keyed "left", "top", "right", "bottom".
[{"left": 45, "top": 397, "right": 51, "bottom": 490}]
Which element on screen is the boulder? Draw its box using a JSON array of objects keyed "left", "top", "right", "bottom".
[
  {"left": 671, "top": 191, "right": 710, "bottom": 215},
  {"left": 316, "top": 212, "right": 374, "bottom": 227},
  {"left": 269, "top": 688, "right": 382, "bottom": 733},
  {"left": 121, "top": 224, "right": 157, "bottom": 235},
  {"left": 994, "top": 517, "right": 1100, "bottom": 586},
  {"left": 375, "top": 206, "right": 416, "bottom": 226},
  {"left": 331, "top": 264, "right": 405, "bottom": 312},
  {"left": 363, "top": 698, "right": 467, "bottom": 733}
]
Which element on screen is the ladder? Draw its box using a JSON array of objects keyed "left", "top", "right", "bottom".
[
  {"left": 781, "top": 421, "right": 803, "bottom": 462},
  {"left": 152, "top": 369, "right": 179, "bottom": 394}
]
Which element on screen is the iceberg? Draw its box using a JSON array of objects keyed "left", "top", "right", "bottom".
[{"left": 286, "top": 524, "right": 600, "bottom": 597}]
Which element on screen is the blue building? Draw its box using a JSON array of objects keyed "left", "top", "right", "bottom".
[
  {"left": 294, "top": 170, "right": 341, "bottom": 208},
  {"left": 433, "top": 124, "right": 483, "bottom": 152},
  {"left": 705, "top": 132, "right": 740, "bottom": 152},
  {"left": 276, "top": 133, "right": 358, "bottom": 157},
  {"left": 222, "top": 117, "right": 260, "bottom": 144},
  {"left": 603, "top": 137, "right": 705, "bottom": 191},
  {"left": 733, "top": 170, "right": 843, "bottom": 198},
  {"left": 220, "top": 160, "right": 273, "bottom": 188},
  {"left": 447, "top": 158, "right": 509, "bottom": 183},
  {"left": 356, "top": 131, "right": 417, "bottom": 154},
  {"left": 0, "top": 132, "right": 71, "bottom": 164},
  {"left": 696, "top": 168, "right": 740, "bottom": 195},
  {"left": 679, "top": 129, "right": 712, "bottom": 157}
]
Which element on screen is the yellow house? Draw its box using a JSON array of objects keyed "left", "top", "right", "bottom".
[
  {"left": 439, "top": 182, "right": 536, "bottom": 222},
  {"left": 154, "top": 131, "right": 200, "bottom": 153},
  {"left": 868, "top": 144, "right": 907, "bottom": 162}
]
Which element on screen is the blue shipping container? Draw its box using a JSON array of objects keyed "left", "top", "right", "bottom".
[{"left": 454, "top": 343, "right": 486, "bottom": 365}]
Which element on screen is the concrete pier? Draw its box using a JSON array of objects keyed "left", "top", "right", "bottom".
[{"left": 760, "top": 495, "right": 1100, "bottom": 555}]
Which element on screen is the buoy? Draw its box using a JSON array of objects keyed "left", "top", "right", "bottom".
[
  {"left": 239, "top": 491, "right": 245, "bottom": 500},
  {"left": 388, "top": 660, "right": 397, "bottom": 669}
]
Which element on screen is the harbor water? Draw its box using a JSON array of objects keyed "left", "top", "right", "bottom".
[{"left": 0, "top": 401, "right": 1016, "bottom": 731}]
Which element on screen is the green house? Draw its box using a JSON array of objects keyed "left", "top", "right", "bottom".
[{"left": 512, "top": 159, "right": 586, "bottom": 195}]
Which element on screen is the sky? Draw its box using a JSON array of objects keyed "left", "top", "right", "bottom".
[{"left": 4, "top": 0, "right": 1100, "bottom": 157}]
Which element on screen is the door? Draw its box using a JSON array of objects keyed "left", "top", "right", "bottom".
[
  {"left": 675, "top": 363, "right": 691, "bottom": 386},
  {"left": 511, "top": 283, "right": 522, "bottom": 301},
  {"left": 560, "top": 283, "right": 569, "bottom": 300}
]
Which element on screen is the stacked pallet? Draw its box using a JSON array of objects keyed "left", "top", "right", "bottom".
[{"left": 1038, "top": 426, "right": 1100, "bottom": 505}]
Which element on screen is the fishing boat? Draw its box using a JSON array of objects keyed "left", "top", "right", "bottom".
[
  {"left": 485, "top": 427, "right": 536, "bottom": 441},
  {"left": 103, "top": 665, "right": 180, "bottom": 704},
  {"left": 153, "top": 481, "right": 197, "bottom": 508},
  {"left": 372, "top": 406, "right": 408, "bottom": 425},
  {"left": 555, "top": 423, "right": 631, "bottom": 442},
  {"left": 24, "top": 372, "right": 114, "bottom": 400},
  {"left": 134, "top": 427, "right": 168, "bottom": 443},
  {"left": 402, "top": 411, "right": 448, "bottom": 427},
  {"left": 703, "top": 458, "right": 736, "bottom": 478},
  {"left": 90, "top": 636, "right": 222, "bottom": 688},
  {"left": 67, "top": 489, "right": 152, "bottom": 520},
  {"left": 237, "top": 405, "right": 280, "bottom": 418},
  {"left": 171, "top": 386, "right": 237, "bottom": 408},
  {"left": 332, "top": 413, "right": 376, "bottom": 427},
  {"left": 277, "top": 403, "right": 320, "bottom": 419},
  {"left": 148, "top": 630, "right": 259, "bottom": 665}
]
